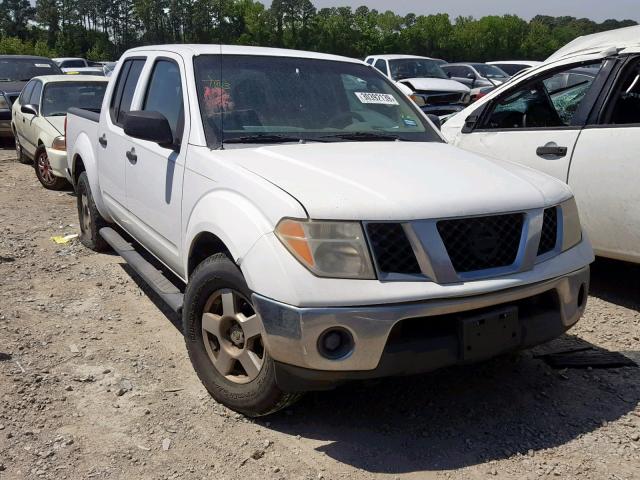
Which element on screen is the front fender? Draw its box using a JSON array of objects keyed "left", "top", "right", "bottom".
[
  {"left": 183, "top": 189, "right": 282, "bottom": 283},
  {"left": 70, "top": 132, "right": 113, "bottom": 222}
]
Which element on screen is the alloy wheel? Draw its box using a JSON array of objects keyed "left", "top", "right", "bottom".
[
  {"left": 201, "top": 289, "right": 264, "bottom": 384},
  {"left": 37, "top": 152, "right": 56, "bottom": 185}
]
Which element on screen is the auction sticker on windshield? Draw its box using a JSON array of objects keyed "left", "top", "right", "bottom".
[{"left": 354, "top": 92, "right": 399, "bottom": 105}]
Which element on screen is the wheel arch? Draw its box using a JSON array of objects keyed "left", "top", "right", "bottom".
[{"left": 187, "top": 231, "right": 233, "bottom": 278}]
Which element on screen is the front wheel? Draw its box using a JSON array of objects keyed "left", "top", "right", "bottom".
[
  {"left": 35, "top": 148, "right": 69, "bottom": 190},
  {"left": 183, "top": 253, "right": 301, "bottom": 416}
]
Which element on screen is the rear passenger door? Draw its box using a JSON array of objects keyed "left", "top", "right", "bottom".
[
  {"left": 569, "top": 54, "right": 640, "bottom": 262},
  {"left": 98, "top": 57, "right": 146, "bottom": 217},
  {"left": 21, "top": 80, "right": 43, "bottom": 157},
  {"left": 124, "top": 53, "right": 189, "bottom": 274}
]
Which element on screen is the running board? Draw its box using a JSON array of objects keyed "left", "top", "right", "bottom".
[{"left": 99, "top": 227, "right": 184, "bottom": 313}]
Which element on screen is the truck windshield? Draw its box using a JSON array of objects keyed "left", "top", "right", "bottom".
[
  {"left": 0, "top": 59, "right": 62, "bottom": 81},
  {"left": 388, "top": 59, "right": 449, "bottom": 81},
  {"left": 194, "top": 55, "right": 441, "bottom": 146},
  {"left": 41, "top": 82, "right": 107, "bottom": 116}
]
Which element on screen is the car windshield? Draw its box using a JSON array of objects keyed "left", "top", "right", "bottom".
[
  {"left": 473, "top": 64, "right": 509, "bottom": 79},
  {"left": 194, "top": 55, "right": 441, "bottom": 146},
  {"left": 0, "top": 59, "right": 61, "bottom": 81},
  {"left": 41, "top": 82, "right": 107, "bottom": 116},
  {"left": 388, "top": 59, "right": 448, "bottom": 80}
]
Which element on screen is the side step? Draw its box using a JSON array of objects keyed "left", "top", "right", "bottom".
[{"left": 99, "top": 227, "right": 184, "bottom": 313}]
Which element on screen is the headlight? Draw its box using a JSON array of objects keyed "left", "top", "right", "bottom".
[
  {"left": 560, "top": 197, "right": 582, "bottom": 251},
  {"left": 51, "top": 135, "right": 66, "bottom": 151},
  {"left": 409, "top": 94, "right": 426, "bottom": 106},
  {"left": 0, "top": 95, "right": 8, "bottom": 111},
  {"left": 275, "top": 219, "right": 376, "bottom": 279}
]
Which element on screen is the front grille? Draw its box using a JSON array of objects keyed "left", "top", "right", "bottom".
[
  {"left": 437, "top": 214, "right": 524, "bottom": 273},
  {"left": 366, "top": 223, "right": 421, "bottom": 275},
  {"left": 417, "top": 91, "right": 464, "bottom": 104},
  {"left": 538, "top": 207, "right": 558, "bottom": 255}
]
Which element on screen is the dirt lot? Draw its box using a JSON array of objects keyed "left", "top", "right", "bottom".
[{"left": 0, "top": 143, "right": 639, "bottom": 480}]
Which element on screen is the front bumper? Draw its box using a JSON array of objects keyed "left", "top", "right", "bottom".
[
  {"left": 253, "top": 266, "right": 589, "bottom": 390},
  {"left": 45, "top": 147, "right": 69, "bottom": 179}
]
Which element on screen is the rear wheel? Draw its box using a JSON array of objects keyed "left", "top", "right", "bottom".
[
  {"left": 14, "top": 134, "right": 30, "bottom": 164},
  {"left": 183, "top": 254, "right": 302, "bottom": 416},
  {"left": 35, "top": 148, "right": 69, "bottom": 190},
  {"left": 76, "top": 171, "right": 109, "bottom": 252}
]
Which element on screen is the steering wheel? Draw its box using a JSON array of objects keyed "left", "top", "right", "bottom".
[{"left": 327, "top": 111, "right": 365, "bottom": 128}]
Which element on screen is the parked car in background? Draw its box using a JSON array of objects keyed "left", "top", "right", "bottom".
[
  {"left": 442, "top": 25, "right": 640, "bottom": 264},
  {"left": 442, "top": 63, "right": 510, "bottom": 88},
  {"left": 53, "top": 57, "right": 92, "bottom": 72},
  {"left": 0, "top": 55, "right": 62, "bottom": 138},
  {"left": 487, "top": 60, "right": 542, "bottom": 76},
  {"left": 66, "top": 44, "right": 592, "bottom": 416},
  {"left": 12, "top": 75, "right": 107, "bottom": 189},
  {"left": 102, "top": 62, "right": 117, "bottom": 77},
  {"left": 365, "top": 54, "right": 470, "bottom": 116}
]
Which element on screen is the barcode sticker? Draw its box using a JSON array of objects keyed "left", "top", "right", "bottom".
[{"left": 354, "top": 92, "right": 399, "bottom": 105}]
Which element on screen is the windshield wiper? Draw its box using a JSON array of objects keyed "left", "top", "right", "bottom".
[
  {"left": 319, "top": 132, "right": 400, "bottom": 141},
  {"left": 223, "top": 134, "right": 304, "bottom": 144}
]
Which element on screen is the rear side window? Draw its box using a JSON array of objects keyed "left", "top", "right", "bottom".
[
  {"left": 109, "top": 58, "right": 145, "bottom": 127},
  {"left": 605, "top": 58, "right": 640, "bottom": 125},
  {"left": 374, "top": 59, "right": 388, "bottom": 76},
  {"left": 19, "top": 81, "right": 35, "bottom": 105},
  {"left": 142, "top": 59, "right": 184, "bottom": 144},
  {"left": 29, "top": 81, "right": 42, "bottom": 106}
]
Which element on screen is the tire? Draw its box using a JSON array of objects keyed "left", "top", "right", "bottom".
[
  {"left": 76, "top": 171, "right": 109, "bottom": 252},
  {"left": 14, "top": 134, "right": 31, "bottom": 164},
  {"left": 34, "top": 148, "right": 69, "bottom": 190},
  {"left": 183, "top": 253, "right": 302, "bottom": 417}
]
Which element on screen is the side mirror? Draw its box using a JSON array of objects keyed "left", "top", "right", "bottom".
[
  {"left": 426, "top": 114, "right": 441, "bottom": 130},
  {"left": 21, "top": 104, "right": 38, "bottom": 116},
  {"left": 446, "top": 71, "right": 453, "bottom": 78},
  {"left": 123, "top": 111, "right": 174, "bottom": 147}
]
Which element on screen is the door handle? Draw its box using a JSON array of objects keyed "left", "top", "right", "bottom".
[
  {"left": 98, "top": 134, "right": 107, "bottom": 148},
  {"left": 126, "top": 148, "right": 137, "bottom": 164},
  {"left": 536, "top": 144, "right": 567, "bottom": 157}
]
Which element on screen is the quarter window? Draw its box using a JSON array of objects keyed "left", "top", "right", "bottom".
[
  {"left": 109, "top": 58, "right": 145, "bottom": 127},
  {"left": 482, "top": 61, "right": 602, "bottom": 129},
  {"left": 142, "top": 59, "right": 184, "bottom": 144}
]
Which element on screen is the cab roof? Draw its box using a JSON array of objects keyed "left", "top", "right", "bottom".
[
  {"left": 125, "top": 44, "right": 363, "bottom": 64},
  {"left": 546, "top": 25, "right": 640, "bottom": 62}
]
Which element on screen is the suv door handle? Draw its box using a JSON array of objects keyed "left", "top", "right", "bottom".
[
  {"left": 98, "top": 134, "right": 107, "bottom": 148},
  {"left": 126, "top": 148, "right": 137, "bottom": 164},
  {"left": 536, "top": 144, "right": 567, "bottom": 157}
]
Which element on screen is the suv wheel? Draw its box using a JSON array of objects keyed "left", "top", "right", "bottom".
[
  {"left": 183, "top": 253, "right": 302, "bottom": 416},
  {"left": 76, "top": 171, "right": 109, "bottom": 252}
]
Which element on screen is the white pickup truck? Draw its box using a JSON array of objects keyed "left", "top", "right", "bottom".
[{"left": 66, "top": 45, "right": 593, "bottom": 416}]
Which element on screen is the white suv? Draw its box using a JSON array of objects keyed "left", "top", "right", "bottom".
[{"left": 66, "top": 45, "right": 593, "bottom": 416}]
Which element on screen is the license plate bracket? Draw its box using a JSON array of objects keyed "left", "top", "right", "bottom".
[{"left": 460, "top": 306, "right": 520, "bottom": 362}]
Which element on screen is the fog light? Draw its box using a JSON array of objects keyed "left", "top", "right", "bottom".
[{"left": 317, "top": 328, "right": 354, "bottom": 360}]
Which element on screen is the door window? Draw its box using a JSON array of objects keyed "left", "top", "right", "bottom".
[
  {"left": 374, "top": 59, "right": 389, "bottom": 76},
  {"left": 29, "top": 81, "right": 42, "bottom": 107},
  {"left": 109, "top": 58, "right": 145, "bottom": 127},
  {"left": 605, "top": 58, "right": 640, "bottom": 125},
  {"left": 19, "top": 81, "right": 35, "bottom": 105},
  {"left": 482, "top": 61, "right": 602, "bottom": 129},
  {"left": 142, "top": 59, "right": 184, "bottom": 145}
]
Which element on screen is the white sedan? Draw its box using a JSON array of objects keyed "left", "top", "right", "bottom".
[
  {"left": 442, "top": 26, "right": 640, "bottom": 264},
  {"left": 12, "top": 75, "right": 108, "bottom": 190}
]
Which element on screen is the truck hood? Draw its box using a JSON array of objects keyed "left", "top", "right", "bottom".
[
  {"left": 399, "top": 78, "right": 469, "bottom": 93},
  {"left": 230, "top": 142, "right": 571, "bottom": 220}
]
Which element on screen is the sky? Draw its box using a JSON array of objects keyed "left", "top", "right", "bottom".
[{"left": 263, "top": 0, "right": 640, "bottom": 22}]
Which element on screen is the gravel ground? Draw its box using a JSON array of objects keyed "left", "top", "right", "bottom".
[{"left": 0, "top": 143, "right": 639, "bottom": 480}]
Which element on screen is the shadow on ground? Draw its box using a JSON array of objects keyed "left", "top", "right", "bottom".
[{"left": 590, "top": 257, "right": 640, "bottom": 312}]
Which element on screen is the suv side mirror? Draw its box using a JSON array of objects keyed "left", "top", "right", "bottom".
[
  {"left": 21, "top": 104, "right": 38, "bottom": 116},
  {"left": 123, "top": 111, "right": 174, "bottom": 148},
  {"left": 446, "top": 71, "right": 452, "bottom": 78},
  {"left": 426, "top": 114, "right": 441, "bottom": 130}
]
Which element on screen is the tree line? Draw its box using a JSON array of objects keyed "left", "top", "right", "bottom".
[{"left": 0, "top": 0, "right": 637, "bottom": 62}]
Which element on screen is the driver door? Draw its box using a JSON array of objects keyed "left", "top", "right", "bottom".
[{"left": 454, "top": 60, "right": 607, "bottom": 182}]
